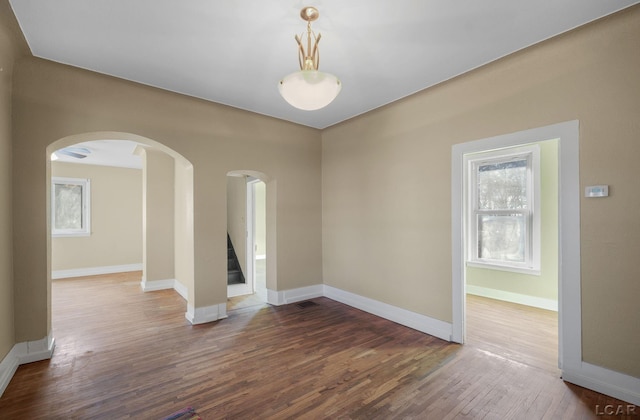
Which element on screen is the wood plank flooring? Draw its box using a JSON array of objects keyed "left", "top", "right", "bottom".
[{"left": 0, "top": 272, "right": 637, "bottom": 419}]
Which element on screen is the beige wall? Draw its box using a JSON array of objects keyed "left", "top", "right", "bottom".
[
  {"left": 174, "top": 159, "right": 194, "bottom": 298},
  {"left": 141, "top": 149, "right": 174, "bottom": 282},
  {"left": 51, "top": 162, "right": 142, "bottom": 271},
  {"left": 0, "top": 0, "right": 21, "bottom": 360},
  {"left": 11, "top": 53, "right": 322, "bottom": 341},
  {"left": 322, "top": 8, "right": 640, "bottom": 377},
  {"left": 466, "top": 139, "right": 558, "bottom": 302},
  {"left": 4, "top": 0, "right": 638, "bottom": 384},
  {"left": 226, "top": 176, "right": 247, "bottom": 276}
]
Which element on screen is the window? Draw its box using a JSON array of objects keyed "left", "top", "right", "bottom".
[
  {"left": 51, "top": 177, "right": 91, "bottom": 237},
  {"left": 466, "top": 145, "right": 540, "bottom": 273}
]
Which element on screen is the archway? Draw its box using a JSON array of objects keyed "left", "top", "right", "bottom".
[{"left": 47, "top": 131, "right": 195, "bottom": 326}]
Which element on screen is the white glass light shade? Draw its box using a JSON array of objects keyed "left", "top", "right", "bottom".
[{"left": 278, "top": 70, "right": 341, "bottom": 111}]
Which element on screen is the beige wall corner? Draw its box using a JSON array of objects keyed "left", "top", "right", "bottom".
[{"left": 321, "top": 6, "right": 640, "bottom": 378}]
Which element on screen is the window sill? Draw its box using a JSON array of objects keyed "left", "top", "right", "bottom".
[
  {"left": 466, "top": 261, "right": 540, "bottom": 276},
  {"left": 52, "top": 232, "right": 91, "bottom": 238}
]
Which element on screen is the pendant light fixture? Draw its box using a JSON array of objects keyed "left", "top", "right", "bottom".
[{"left": 278, "top": 6, "right": 341, "bottom": 111}]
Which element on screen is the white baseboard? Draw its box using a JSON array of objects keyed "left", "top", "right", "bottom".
[
  {"left": 267, "top": 285, "right": 324, "bottom": 306},
  {"left": 140, "top": 278, "right": 176, "bottom": 292},
  {"left": 466, "top": 284, "right": 558, "bottom": 311},
  {"left": 265, "top": 284, "right": 453, "bottom": 341},
  {"left": 186, "top": 303, "right": 227, "bottom": 325},
  {"left": 228, "top": 282, "right": 253, "bottom": 298},
  {"left": 52, "top": 263, "right": 142, "bottom": 279},
  {"left": 0, "top": 334, "right": 55, "bottom": 397},
  {"left": 0, "top": 347, "right": 19, "bottom": 398},
  {"left": 140, "top": 278, "right": 189, "bottom": 300},
  {"left": 173, "top": 281, "right": 188, "bottom": 300},
  {"left": 324, "top": 285, "right": 453, "bottom": 342},
  {"left": 562, "top": 362, "right": 640, "bottom": 406}
]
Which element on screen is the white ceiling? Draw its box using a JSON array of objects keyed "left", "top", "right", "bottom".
[
  {"left": 10, "top": 0, "right": 640, "bottom": 167},
  {"left": 10, "top": 0, "right": 640, "bottom": 132},
  {"left": 52, "top": 140, "right": 143, "bottom": 169}
]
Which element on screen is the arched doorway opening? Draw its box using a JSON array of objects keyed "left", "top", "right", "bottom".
[{"left": 47, "top": 131, "right": 195, "bottom": 327}]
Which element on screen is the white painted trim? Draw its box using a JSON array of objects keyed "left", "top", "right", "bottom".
[
  {"left": 324, "top": 285, "right": 452, "bottom": 341},
  {"left": 452, "top": 121, "right": 577, "bottom": 342},
  {"left": 139, "top": 278, "right": 189, "bottom": 301},
  {"left": 0, "top": 347, "right": 19, "bottom": 398},
  {"left": 557, "top": 123, "right": 582, "bottom": 372},
  {"left": 185, "top": 303, "right": 227, "bottom": 325},
  {"left": 51, "top": 177, "right": 91, "bottom": 237},
  {"left": 267, "top": 285, "right": 324, "bottom": 306},
  {"left": 466, "top": 285, "right": 558, "bottom": 311},
  {"left": 227, "top": 282, "right": 253, "bottom": 298},
  {"left": 562, "top": 362, "right": 640, "bottom": 406},
  {"left": 173, "top": 280, "right": 188, "bottom": 300},
  {"left": 245, "top": 178, "right": 258, "bottom": 298},
  {"left": 140, "top": 278, "right": 176, "bottom": 292},
  {"left": 453, "top": 121, "right": 588, "bottom": 386},
  {"left": 16, "top": 335, "right": 56, "bottom": 365},
  {"left": 0, "top": 334, "right": 55, "bottom": 397},
  {"left": 52, "top": 263, "right": 142, "bottom": 279},
  {"left": 465, "top": 145, "right": 541, "bottom": 273}
]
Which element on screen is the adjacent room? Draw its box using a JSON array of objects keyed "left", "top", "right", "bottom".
[{"left": 0, "top": 1, "right": 638, "bottom": 418}]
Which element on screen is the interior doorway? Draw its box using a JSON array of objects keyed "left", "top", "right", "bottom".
[
  {"left": 462, "top": 139, "right": 559, "bottom": 371},
  {"left": 226, "top": 174, "right": 267, "bottom": 301},
  {"left": 451, "top": 120, "right": 583, "bottom": 376}
]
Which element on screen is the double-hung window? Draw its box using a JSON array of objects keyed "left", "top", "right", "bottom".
[
  {"left": 466, "top": 145, "right": 540, "bottom": 274},
  {"left": 51, "top": 177, "right": 91, "bottom": 237}
]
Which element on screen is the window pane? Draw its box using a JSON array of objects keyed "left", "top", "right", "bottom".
[
  {"left": 477, "top": 159, "right": 527, "bottom": 210},
  {"left": 54, "top": 183, "right": 83, "bottom": 230},
  {"left": 477, "top": 214, "right": 525, "bottom": 263}
]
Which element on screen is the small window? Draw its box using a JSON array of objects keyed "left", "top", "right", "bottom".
[
  {"left": 466, "top": 145, "right": 540, "bottom": 273},
  {"left": 51, "top": 177, "right": 91, "bottom": 237}
]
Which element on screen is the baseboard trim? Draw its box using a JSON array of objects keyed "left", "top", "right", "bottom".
[
  {"left": 267, "top": 285, "right": 324, "bottom": 306},
  {"left": 140, "top": 278, "right": 176, "bottom": 292},
  {"left": 323, "top": 285, "right": 453, "bottom": 342},
  {"left": 52, "top": 264, "right": 143, "bottom": 279},
  {"left": 0, "top": 334, "right": 55, "bottom": 398},
  {"left": 466, "top": 284, "right": 558, "bottom": 311},
  {"left": 0, "top": 347, "right": 19, "bottom": 398},
  {"left": 140, "top": 278, "right": 189, "bottom": 301},
  {"left": 173, "top": 281, "right": 188, "bottom": 300},
  {"left": 186, "top": 303, "right": 227, "bottom": 325},
  {"left": 562, "top": 362, "right": 640, "bottom": 406},
  {"left": 228, "top": 282, "right": 253, "bottom": 298}
]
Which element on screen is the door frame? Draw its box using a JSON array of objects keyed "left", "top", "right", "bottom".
[
  {"left": 451, "top": 120, "right": 581, "bottom": 373},
  {"left": 245, "top": 177, "right": 261, "bottom": 295}
]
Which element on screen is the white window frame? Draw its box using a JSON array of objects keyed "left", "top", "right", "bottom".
[
  {"left": 51, "top": 177, "right": 91, "bottom": 237},
  {"left": 465, "top": 145, "right": 540, "bottom": 274}
]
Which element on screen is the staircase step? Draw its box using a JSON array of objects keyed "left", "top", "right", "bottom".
[{"left": 227, "top": 270, "right": 244, "bottom": 285}]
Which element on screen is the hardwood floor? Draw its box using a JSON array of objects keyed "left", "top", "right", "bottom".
[
  {"left": 466, "top": 294, "right": 559, "bottom": 375},
  {"left": 0, "top": 272, "right": 637, "bottom": 419}
]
